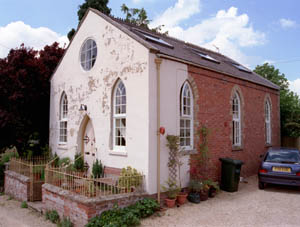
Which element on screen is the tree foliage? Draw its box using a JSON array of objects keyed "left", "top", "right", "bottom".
[
  {"left": 121, "top": 4, "right": 150, "bottom": 28},
  {"left": 254, "top": 63, "right": 300, "bottom": 137},
  {"left": 68, "top": 0, "right": 111, "bottom": 41},
  {"left": 78, "top": 0, "right": 111, "bottom": 22},
  {"left": 0, "top": 43, "right": 65, "bottom": 152}
]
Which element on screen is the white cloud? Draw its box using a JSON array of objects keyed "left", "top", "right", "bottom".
[
  {"left": 150, "top": 1, "right": 266, "bottom": 66},
  {"left": 279, "top": 18, "right": 297, "bottom": 28},
  {"left": 289, "top": 79, "right": 300, "bottom": 96},
  {"left": 0, "top": 21, "right": 68, "bottom": 58},
  {"left": 151, "top": 0, "right": 201, "bottom": 28}
]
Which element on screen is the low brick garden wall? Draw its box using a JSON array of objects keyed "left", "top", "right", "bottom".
[
  {"left": 5, "top": 170, "right": 30, "bottom": 201},
  {"left": 42, "top": 183, "right": 149, "bottom": 227}
]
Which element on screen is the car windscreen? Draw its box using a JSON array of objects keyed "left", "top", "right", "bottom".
[{"left": 265, "top": 150, "right": 300, "bottom": 163}]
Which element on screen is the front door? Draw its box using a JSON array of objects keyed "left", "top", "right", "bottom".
[{"left": 83, "top": 120, "right": 96, "bottom": 173}]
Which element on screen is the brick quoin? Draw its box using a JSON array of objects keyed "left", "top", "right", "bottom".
[{"left": 188, "top": 65, "right": 280, "bottom": 180}]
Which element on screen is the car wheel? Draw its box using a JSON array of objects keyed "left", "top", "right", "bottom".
[{"left": 258, "top": 181, "right": 265, "bottom": 190}]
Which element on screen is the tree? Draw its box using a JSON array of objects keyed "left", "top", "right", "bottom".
[
  {"left": 78, "top": 0, "right": 111, "bottom": 22},
  {"left": 68, "top": 0, "right": 111, "bottom": 41},
  {"left": 254, "top": 63, "right": 300, "bottom": 137},
  {"left": 121, "top": 4, "right": 150, "bottom": 28},
  {"left": 0, "top": 43, "right": 65, "bottom": 152}
]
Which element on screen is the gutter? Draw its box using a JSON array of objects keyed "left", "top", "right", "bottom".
[{"left": 154, "top": 58, "right": 162, "bottom": 203}]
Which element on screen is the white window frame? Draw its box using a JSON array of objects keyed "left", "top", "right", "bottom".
[
  {"left": 265, "top": 100, "right": 271, "bottom": 144},
  {"left": 113, "top": 80, "right": 126, "bottom": 151},
  {"left": 80, "top": 38, "right": 97, "bottom": 71},
  {"left": 59, "top": 92, "right": 68, "bottom": 144},
  {"left": 180, "top": 82, "right": 193, "bottom": 150},
  {"left": 232, "top": 92, "right": 241, "bottom": 146}
]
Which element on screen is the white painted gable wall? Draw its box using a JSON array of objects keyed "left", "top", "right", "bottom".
[{"left": 50, "top": 10, "right": 191, "bottom": 194}]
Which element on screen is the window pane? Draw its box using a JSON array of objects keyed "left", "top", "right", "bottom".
[
  {"left": 186, "top": 138, "right": 190, "bottom": 146},
  {"left": 121, "top": 118, "right": 126, "bottom": 127},
  {"left": 180, "top": 129, "right": 185, "bottom": 137}
]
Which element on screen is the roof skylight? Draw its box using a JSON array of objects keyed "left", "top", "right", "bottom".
[
  {"left": 231, "top": 63, "right": 252, "bottom": 73},
  {"left": 190, "top": 48, "right": 220, "bottom": 63},
  {"left": 133, "top": 29, "right": 174, "bottom": 48}
]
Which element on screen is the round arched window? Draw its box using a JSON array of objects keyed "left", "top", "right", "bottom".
[{"left": 80, "top": 39, "right": 97, "bottom": 71}]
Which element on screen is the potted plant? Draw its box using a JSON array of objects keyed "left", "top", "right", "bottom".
[
  {"left": 166, "top": 135, "right": 188, "bottom": 205},
  {"left": 199, "top": 181, "right": 210, "bottom": 201},
  {"left": 187, "top": 179, "right": 202, "bottom": 204},
  {"left": 203, "top": 179, "right": 220, "bottom": 198},
  {"left": 162, "top": 178, "right": 180, "bottom": 208}
]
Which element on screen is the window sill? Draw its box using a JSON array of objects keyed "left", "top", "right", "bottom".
[
  {"left": 58, "top": 143, "right": 68, "bottom": 150},
  {"left": 232, "top": 146, "right": 243, "bottom": 152},
  {"left": 109, "top": 150, "right": 128, "bottom": 157},
  {"left": 181, "top": 149, "right": 197, "bottom": 155}
]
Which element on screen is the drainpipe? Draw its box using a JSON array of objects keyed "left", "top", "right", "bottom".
[{"left": 155, "top": 58, "right": 162, "bottom": 203}]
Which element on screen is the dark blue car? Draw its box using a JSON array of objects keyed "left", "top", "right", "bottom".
[{"left": 258, "top": 147, "right": 300, "bottom": 189}]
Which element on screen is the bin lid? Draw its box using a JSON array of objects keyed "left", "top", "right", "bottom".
[{"left": 219, "top": 157, "right": 244, "bottom": 165}]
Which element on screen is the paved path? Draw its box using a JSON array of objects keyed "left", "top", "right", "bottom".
[{"left": 142, "top": 176, "right": 300, "bottom": 227}]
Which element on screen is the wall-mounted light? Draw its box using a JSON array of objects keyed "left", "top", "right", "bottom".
[{"left": 79, "top": 104, "right": 87, "bottom": 112}]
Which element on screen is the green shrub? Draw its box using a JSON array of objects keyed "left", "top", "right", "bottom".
[
  {"left": 135, "top": 198, "right": 159, "bottom": 218},
  {"left": 57, "top": 217, "right": 73, "bottom": 227},
  {"left": 58, "top": 157, "right": 71, "bottom": 167},
  {"left": 85, "top": 198, "right": 159, "bottom": 227},
  {"left": 21, "top": 201, "right": 28, "bottom": 208},
  {"left": 45, "top": 210, "right": 60, "bottom": 224},
  {"left": 92, "top": 159, "right": 104, "bottom": 178},
  {"left": 73, "top": 153, "right": 84, "bottom": 171},
  {"left": 118, "top": 166, "right": 143, "bottom": 190},
  {"left": 1, "top": 152, "right": 18, "bottom": 163},
  {"left": 52, "top": 153, "right": 60, "bottom": 167}
]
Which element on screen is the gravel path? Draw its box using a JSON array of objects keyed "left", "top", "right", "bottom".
[
  {"left": 0, "top": 176, "right": 299, "bottom": 227},
  {"left": 142, "top": 176, "right": 300, "bottom": 227},
  {"left": 0, "top": 195, "right": 55, "bottom": 227}
]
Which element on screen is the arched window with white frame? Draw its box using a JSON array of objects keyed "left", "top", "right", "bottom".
[
  {"left": 180, "top": 82, "right": 193, "bottom": 149},
  {"left": 113, "top": 80, "right": 126, "bottom": 151},
  {"left": 265, "top": 100, "right": 271, "bottom": 144},
  {"left": 59, "top": 92, "right": 68, "bottom": 143},
  {"left": 232, "top": 92, "right": 241, "bottom": 146}
]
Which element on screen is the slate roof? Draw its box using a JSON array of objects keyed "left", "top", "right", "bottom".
[{"left": 90, "top": 9, "right": 280, "bottom": 90}]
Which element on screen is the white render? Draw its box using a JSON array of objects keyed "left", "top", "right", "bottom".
[{"left": 49, "top": 10, "right": 191, "bottom": 194}]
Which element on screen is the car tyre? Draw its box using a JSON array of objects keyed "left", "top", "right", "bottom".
[{"left": 258, "top": 181, "right": 265, "bottom": 190}]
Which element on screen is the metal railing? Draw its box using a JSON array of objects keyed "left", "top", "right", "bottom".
[
  {"left": 45, "top": 166, "right": 145, "bottom": 198},
  {"left": 9, "top": 157, "right": 49, "bottom": 201}
]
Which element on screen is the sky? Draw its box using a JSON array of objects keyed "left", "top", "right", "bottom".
[{"left": 0, "top": 0, "right": 299, "bottom": 95}]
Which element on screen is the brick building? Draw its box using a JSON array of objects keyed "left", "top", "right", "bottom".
[{"left": 49, "top": 8, "right": 280, "bottom": 195}]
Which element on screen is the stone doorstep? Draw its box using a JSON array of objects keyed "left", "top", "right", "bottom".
[{"left": 27, "top": 201, "right": 44, "bottom": 213}]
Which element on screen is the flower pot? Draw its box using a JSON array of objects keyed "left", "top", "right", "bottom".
[
  {"left": 187, "top": 192, "right": 200, "bottom": 204},
  {"left": 165, "top": 198, "right": 176, "bottom": 208},
  {"left": 209, "top": 187, "right": 217, "bottom": 198},
  {"left": 177, "top": 192, "right": 188, "bottom": 205},
  {"left": 200, "top": 190, "right": 209, "bottom": 201}
]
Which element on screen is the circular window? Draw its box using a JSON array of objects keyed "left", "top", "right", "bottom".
[{"left": 80, "top": 39, "right": 97, "bottom": 71}]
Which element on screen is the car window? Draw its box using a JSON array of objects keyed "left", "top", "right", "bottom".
[{"left": 265, "top": 150, "right": 300, "bottom": 163}]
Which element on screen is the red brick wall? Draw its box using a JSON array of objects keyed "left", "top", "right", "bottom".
[
  {"left": 42, "top": 183, "right": 149, "bottom": 227},
  {"left": 5, "top": 170, "right": 30, "bottom": 201},
  {"left": 188, "top": 66, "right": 280, "bottom": 180}
]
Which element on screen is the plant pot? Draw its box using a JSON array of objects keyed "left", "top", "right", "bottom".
[
  {"left": 187, "top": 192, "right": 200, "bottom": 204},
  {"left": 165, "top": 198, "right": 176, "bottom": 208},
  {"left": 200, "top": 190, "right": 209, "bottom": 201},
  {"left": 209, "top": 187, "right": 217, "bottom": 198},
  {"left": 177, "top": 192, "right": 188, "bottom": 205}
]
